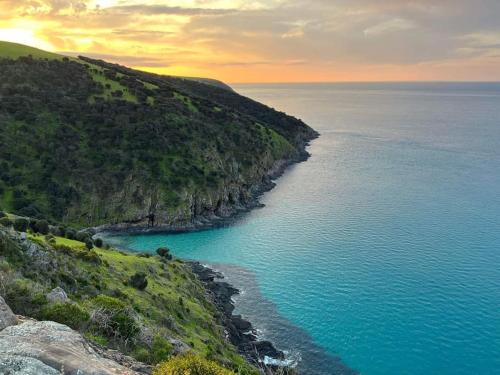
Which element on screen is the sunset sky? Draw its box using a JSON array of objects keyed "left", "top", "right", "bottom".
[{"left": 1, "top": 0, "right": 500, "bottom": 82}]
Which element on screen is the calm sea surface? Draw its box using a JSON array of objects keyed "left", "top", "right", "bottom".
[{"left": 107, "top": 83, "right": 500, "bottom": 375}]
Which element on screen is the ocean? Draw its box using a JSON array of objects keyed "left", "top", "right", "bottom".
[{"left": 106, "top": 83, "right": 500, "bottom": 375}]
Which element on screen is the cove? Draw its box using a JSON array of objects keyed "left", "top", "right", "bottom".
[{"left": 106, "top": 83, "right": 500, "bottom": 375}]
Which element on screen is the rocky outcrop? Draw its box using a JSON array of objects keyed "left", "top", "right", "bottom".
[
  {"left": 46, "top": 287, "right": 70, "bottom": 304},
  {"left": 0, "top": 296, "right": 17, "bottom": 331},
  {"left": 0, "top": 319, "right": 142, "bottom": 374},
  {"left": 190, "top": 262, "right": 285, "bottom": 369}
]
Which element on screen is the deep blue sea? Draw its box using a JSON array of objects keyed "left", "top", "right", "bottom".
[{"left": 107, "top": 83, "right": 500, "bottom": 375}]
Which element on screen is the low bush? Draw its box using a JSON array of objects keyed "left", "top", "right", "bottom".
[
  {"left": 153, "top": 353, "right": 233, "bottom": 375},
  {"left": 13, "top": 218, "right": 29, "bottom": 232},
  {"left": 34, "top": 219, "right": 50, "bottom": 234},
  {"left": 3, "top": 279, "right": 47, "bottom": 317},
  {"left": 89, "top": 295, "right": 139, "bottom": 339},
  {"left": 94, "top": 238, "right": 103, "bottom": 248},
  {"left": 41, "top": 302, "right": 90, "bottom": 330},
  {"left": 66, "top": 229, "right": 76, "bottom": 240},
  {"left": 85, "top": 239, "right": 94, "bottom": 250},
  {"left": 129, "top": 272, "right": 148, "bottom": 290},
  {"left": 77, "top": 249, "right": 101, "bottom": 265},
  {"left": 76, "top": 231, "right": 91, "bottom": 243}
]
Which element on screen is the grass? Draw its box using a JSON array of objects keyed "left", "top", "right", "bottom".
[
  {"left": 256, "top": 123, "right": 295, "bottom": 159},
  {"left": 174, "top": 92, "right": 199, "bottom": 113},
  {"left": 0, "top": 41, "right": 64, "bottom": 60},
  {"left": 87, "top": 68, "right": 138, "bottom": 103}
]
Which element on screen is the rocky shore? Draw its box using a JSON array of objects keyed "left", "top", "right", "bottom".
[
  {"left": 190, "top": 262, "right": 291, "bottom": 374},
  {"left": 94, "top": 136, "right": 317, "bottom": 235}
]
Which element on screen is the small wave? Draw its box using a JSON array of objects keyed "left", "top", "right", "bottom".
[{"left": 263, "top": 350, "right": 302, "bottom": 368}]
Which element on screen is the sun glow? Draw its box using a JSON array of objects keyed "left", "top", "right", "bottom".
[
  {"left": 0, "top": 28, "right": 55, "bottom": 52},
  {"left": 1, "top": 1, "right": 499, "bottom": 82}
]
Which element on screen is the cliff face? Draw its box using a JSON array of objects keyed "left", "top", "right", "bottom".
[{"left": 0, "top": 44, "right": 317, "bottom": 229}]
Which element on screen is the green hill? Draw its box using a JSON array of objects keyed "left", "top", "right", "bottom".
[
  {"left": 0, "top": 41, "right": 64, "bottom": 60},
  {"left": 0, "top": 42, "right": 317, "bottom": 229}
]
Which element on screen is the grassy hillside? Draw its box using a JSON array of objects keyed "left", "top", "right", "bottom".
[
  {"left": 0, "top": 219, "right": 257, "bottom": 373},
  {"left": 0, "top": 42, "right": 317, "bottom": 229},
  {"left": 0, "top": 41, "right": 63, "bottom": 60}
]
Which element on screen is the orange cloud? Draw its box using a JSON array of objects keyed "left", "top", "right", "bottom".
[{"left": 1, "top": 0, "right": 500, "bottom": 82}]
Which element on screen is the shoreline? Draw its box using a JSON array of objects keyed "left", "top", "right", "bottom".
[
  {"left": 189, "top": 262, "right": 290, "bottom": 373},
  {"left": 93, "top": 135, "right": 318, "bottom": 236}
]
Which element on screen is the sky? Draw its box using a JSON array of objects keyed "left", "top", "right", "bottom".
[{"left": 1, "top": 0, "right": 500, "bottom": 82}]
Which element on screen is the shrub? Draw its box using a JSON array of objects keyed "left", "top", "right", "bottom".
[
  {"left": 13, "top": 218, "right": 29, "bottom": 232},
  {"left": 76, "top": 231, "right": 91, "bottom": 243},
  {"left": 150, "top": 336, "right": 173, "bottom": 364},
  {"left": 0, "top": 217, "right": 12, "bottom": 227},
  {"left": 66, "top": 228, "right": 76, "bottom": 240},
  {"left": 41, "top": 302, "right": 90, "bottom": 330},
  {"left": 34, "top": 219, "right": 49, "bottom": 235},
  {"left": 77, "top": 249, "right": 102, "bottom": 265},
  {"left": 129, "top": 272, "right": 148, "bottom": 290},
  {"left": 94, "top": 238, "right": 103, "bottom": 248},
  {"left": 156, "top": 247, "right": 170, "bottom": 257},
  {"left": 54, "top": 226, "right": 66, "bottom": 237},
  {"left": 89, "top": 295, "right": 139, "bottom": 339},
  {"left": 153, "top": 354, "right": 233, "bottom": 375},
  {"left": 85, "top": 239, "right": 94, "bottom": 250},
  {"left": 4, "top": 279, "right": 47, "bottom": 317},
  {"left": 134, "top": 336, "right": 173, "bottom": 364},
  {"left": 0, "top": 211, "right": 5, "bottom": 218}
]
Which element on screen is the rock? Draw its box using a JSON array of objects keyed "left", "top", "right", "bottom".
[
  {"left": 0, "top": 320, "right": 140, "bottom": 374},
  {"left": 0, "top": 354, "right": 60, "bottom": 375},
  {"left": 46, "top": 287, "right": 69, "bottom": 303},
  {"left": 168, "top": 338, "right": 191, "bottom": 355},
  {"left": 0, "top": 296, "right": 17, "bottom": 331},
  {"left": 231, "top": 315, "right": 252, "bottom": 332}
]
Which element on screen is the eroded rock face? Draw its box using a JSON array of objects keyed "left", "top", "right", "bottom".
[
  {"left": 0, "top": 320, "right": 139, "bottom": 375},
  {"left": 0, "top": 296, "right": 17, "bottom": 331}
]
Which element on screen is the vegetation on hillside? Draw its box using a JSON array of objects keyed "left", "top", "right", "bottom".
[
  {"left": 0, "top": 213, "right": 257, "bottom": 374},
  {"left": 0, "top": 42, "right": 317, "bottom": 228}
]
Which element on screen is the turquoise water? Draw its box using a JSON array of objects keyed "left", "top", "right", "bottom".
[{"left": 107, "top": 83, "right": 500, "bottom": 375}]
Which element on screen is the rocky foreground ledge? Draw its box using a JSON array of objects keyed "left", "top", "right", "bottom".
[
  {"left": 0, "top": 297, "right": 148, "bottom": 375},
  {"left": 190, "top": 262, "right": 288, "bottom": 372}
]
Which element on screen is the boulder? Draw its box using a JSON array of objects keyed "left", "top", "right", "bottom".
[
  {"left": 231, "top": 315, "right": 252, "bottom": 332},
  {"left": 0, "top": 296, "right": 17, "bottom": 331},
  {"left": 168, "top": 338, "right": 191, "bottom": 355},
  {"left": 46, "top": 287, "right": 69, "bottom": 303},
  {"left": 0, "top": 320, "right": 140, "bottom": 374}
]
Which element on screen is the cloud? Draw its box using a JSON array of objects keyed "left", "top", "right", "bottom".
[
  {"left": 2, "top": 0, "right": 500, "bottom": 81},
  {"left": 363, "top": 18, "right": 416, "bottom": 37},
  {"left": 107, "top": 4, "right": 234, "bottom": 16}
]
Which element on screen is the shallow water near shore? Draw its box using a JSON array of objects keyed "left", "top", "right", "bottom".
[{"left": 107, "top": 83, "right": 500, "bottom": 375}]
